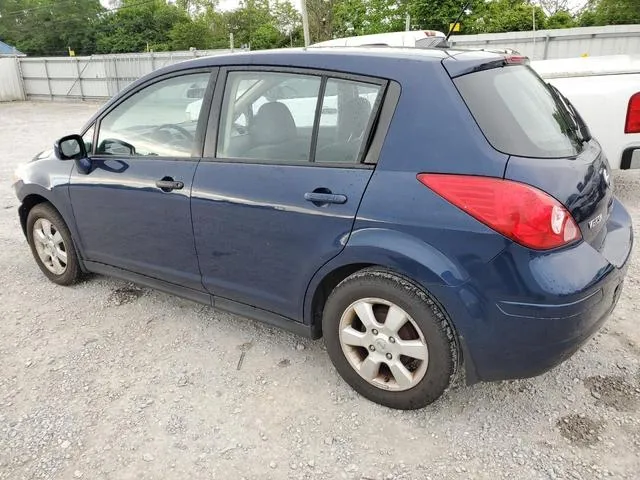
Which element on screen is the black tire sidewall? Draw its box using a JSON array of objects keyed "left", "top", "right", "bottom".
[
  {"left": 322, "top": 269, "right": 456, "bottom": 410},
  {"left": 26, "top": 203, "right": 80, "bottom": 286}
]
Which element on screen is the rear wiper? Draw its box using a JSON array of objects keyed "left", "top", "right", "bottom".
[{"left": 548, "top": 84, "right": 592, "bottom": 143}]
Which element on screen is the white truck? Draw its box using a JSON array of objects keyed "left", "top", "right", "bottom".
[{"left": 532, "top": 55, "right": 640, "bottom": 170}]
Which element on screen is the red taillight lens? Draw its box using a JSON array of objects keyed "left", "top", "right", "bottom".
[
  {"left": 625, "top": 92, "right": 640, "bottom": 134},
  {"left": 417, "top": 174, "right": 581, "bottom": 250},
  {"left": 504, "top": 55, "right": 529, "bottom": 65}
]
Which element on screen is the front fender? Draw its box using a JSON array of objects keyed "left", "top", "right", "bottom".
[
  {"left": 14, "top": 160, "right": 83, "bottom": 257},
  {"left": 302, "top": 227, "right": 470, "bottom": 325}
]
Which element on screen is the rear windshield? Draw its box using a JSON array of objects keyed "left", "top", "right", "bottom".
[{"left": 454, "top": 65, "right": 585, "bottom": 158}]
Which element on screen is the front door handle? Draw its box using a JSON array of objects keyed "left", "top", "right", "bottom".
[
  {"left": 304, "top": 191, "right": 348, "bottom": 205},
  {"left": 156, "top": 177, "right": 184, "bottom": 192}
]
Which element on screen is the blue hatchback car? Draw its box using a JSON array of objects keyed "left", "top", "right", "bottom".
[{"left": 13, "top": 48, "right": 633, "bottom": 409}]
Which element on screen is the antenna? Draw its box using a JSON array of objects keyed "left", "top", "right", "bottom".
[{"left": 445, "top": 1, "right": 472, "bottom": 43}]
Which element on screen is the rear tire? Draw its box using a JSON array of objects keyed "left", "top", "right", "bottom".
[
  {"left": 26, "top": 203, "right": 81, "bottom": 286},
  {"left": 322, "top": 268, "right": 457, "bottom": 409}
]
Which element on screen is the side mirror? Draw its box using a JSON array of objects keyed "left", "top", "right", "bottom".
[{"left": 54, "top": 134, "right": 92, "bottom": 174}]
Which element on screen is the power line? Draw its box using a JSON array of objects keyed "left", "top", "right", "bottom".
[
  {"left": 0, "top": 0, "right": 158, "bottom": 20},
  {"left": 1, "top": 0, "right": 84, "bottom": 17}
]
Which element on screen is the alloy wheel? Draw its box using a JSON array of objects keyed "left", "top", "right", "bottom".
[
  {"left": 338, "top": 297, "right": 429, "bottom": 391},
  {"left": 32, "top": 218, "right": 68, "bottom": 275}
]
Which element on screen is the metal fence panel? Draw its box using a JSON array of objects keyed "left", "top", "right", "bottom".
[
  {"left": 18, "top": 49, "right": 238, "bottom": 101},
  {"left": 450, "top": 24, "right": 640, "bottom": 60},
  {"left": 0, "top": 57, "right": 24, "bottom": 101}
]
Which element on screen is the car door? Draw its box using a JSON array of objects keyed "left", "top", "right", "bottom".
[
  {"left": 69, "top": 69, "right": 215, "bottom": 291},
  {"left": 192, "top": 68, "right": 386, "bottom": 320}
]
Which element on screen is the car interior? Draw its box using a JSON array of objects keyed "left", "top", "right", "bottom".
[{"left": 219, "top": 74, "right": 379, "bottom": 164}]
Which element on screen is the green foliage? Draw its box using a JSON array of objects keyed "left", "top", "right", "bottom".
[
  {"left": 169, "top": 17, "right": 215, "bottom": 50},
  {"left": 334, "top": 0, "right": 406, "bottom": 37},
  {"left": 579, "top": 0, "right": 640, "bottom": 26},
  {"left": 0, "top": 0, "right": 104, "bottom": 55},
  {"left": 2, "top": 0, "right": 635, "bottom": 56},
  {"left": 476, "top": 0, "right": 547, "bottom": 33},
  {"left": 94, "top": 0, "right": 190, "bottom": 53},
  {"left": 546, "top": 10, "right": 576, "bottom": 29}
]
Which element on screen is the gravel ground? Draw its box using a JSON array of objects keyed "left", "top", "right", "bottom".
[{"left": 1, "top": 101, "right": 639, "bottom": 480}]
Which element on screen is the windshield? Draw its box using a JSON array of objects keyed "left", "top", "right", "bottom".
[{"left": 454, "top": 65, "right": 586, "bottom": 158}]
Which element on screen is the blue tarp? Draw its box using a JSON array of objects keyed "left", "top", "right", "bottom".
[{"left": 0, "top": 40, "right": 24, "bottom": 56}]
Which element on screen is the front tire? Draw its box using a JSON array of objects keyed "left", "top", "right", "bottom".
[
  {"left": 26, "top": 203, "right": 81, "bottom": 286},
  {"left": 322, "top": 268, "right": 457, "bottom": 409}
]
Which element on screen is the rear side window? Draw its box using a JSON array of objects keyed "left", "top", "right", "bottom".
[
  {"left": 216, "top": 70, "right": 382, "bottom": 165},
  {"left": 454, "top": 65, "right": 585, "bottom": 158}
]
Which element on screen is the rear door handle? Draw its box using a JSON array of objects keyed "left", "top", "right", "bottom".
[
  {"left": 304, "top": 192, "right": 347, "bottom": 205},
  {"left": 156, "top": 177, "right": 184, "bottom": 192}
]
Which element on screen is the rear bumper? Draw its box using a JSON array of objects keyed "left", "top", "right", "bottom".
[{"left": 439, "top": 198, "right": 633, "bottom": 383}]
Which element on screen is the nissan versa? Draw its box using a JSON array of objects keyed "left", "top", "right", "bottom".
[{"left": 13, "top": 48, "right": 632, "bottom": 409}]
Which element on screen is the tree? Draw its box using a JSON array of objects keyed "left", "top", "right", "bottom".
[
  {"left": 475, "top": 0, "right": 546, "bottom": 33},
  {"left": 169, "top": 17, "right": 215, "bottom": 50},
  {"left": 272, "top": 0, "right": 302, "bottom": 38},
  {"left": 538, "top": 0, "right": 571, "bottom": 15},
  {"left": 579, "top": 0, "right": 640, "bottom": 26},
  {"left": 333, "top": 0, "right": 406, "bottom": 37},
  {"left": 95, "top": 0, "right": 189, "bottom": 53},
  {"left": 0, "top": 0, "right": 104, "bottom": 55},
  {"left": 306, "top": 0, "right": 333, "bottom": 43},
  {"left": 408, "top": 0, "right": 484, "bottom": 34},
  {"left": 546, "top": 10, "right": 576, "bottom": 29}
]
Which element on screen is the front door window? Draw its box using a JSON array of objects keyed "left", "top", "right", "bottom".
[{"left": 96, "top": 73, "right": 211, "bottom": 158}]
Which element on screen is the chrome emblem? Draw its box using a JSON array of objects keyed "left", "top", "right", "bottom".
[
  {"left": 602, "top": 168, "right": 610, "bottom": 186},
  {"left": 588, "top": 214, "right": 603, "bottom": 229}
]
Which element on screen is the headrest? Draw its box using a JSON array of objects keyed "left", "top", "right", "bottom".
[{"left": 250, "top": 102, "right": 297, "bottom": 145}]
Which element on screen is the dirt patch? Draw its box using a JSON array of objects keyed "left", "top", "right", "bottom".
[
  {"left": 106, "top": 284, "right": 145, "bottom": 306},
  {"left": 584, "top": 375, "right": 639, "bottom": 411},
  {"left": 557, "top": 414, "right": 603, "bottom": 446}
]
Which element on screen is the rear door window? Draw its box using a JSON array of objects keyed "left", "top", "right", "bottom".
[{"left": 454, "top": 65, "right": 586, "bottom": 158}]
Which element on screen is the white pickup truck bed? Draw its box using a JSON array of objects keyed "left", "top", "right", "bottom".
[{"left": 532, "top": 55, "right": 640, "bottom": 169}]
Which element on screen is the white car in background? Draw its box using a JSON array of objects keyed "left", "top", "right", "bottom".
[
  {"left": 311, "top": 30, "right": 446, "bottom": 49},
  {"left": 533, "top": 55, "right": 640, "bottom": 169}
]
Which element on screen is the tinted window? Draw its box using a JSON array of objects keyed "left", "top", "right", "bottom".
[
  {"left": 97, "top": 73, "right": 210, "bottom": 157},
  {"left": 217, "top": 71, "right": 381, "bottom": 165},
  {"left": 217, "top": 71, "right": 321, "bottom": 162},
  {"left": 315, "top": 78, "right": 381, "bottom": 164},
  {"left": 454, "top": 65, "right": 585, "bottom": 158}
]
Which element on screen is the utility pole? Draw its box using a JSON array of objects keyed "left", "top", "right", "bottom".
[
  {"left": 532, "top": 3, "right": 537, "bottom": 60},
  {"left": 301, "top": 0, "right": 311, "bottom": 46},
  {"left": 405, "top": 12, "right": 410, "bottom": 31}
]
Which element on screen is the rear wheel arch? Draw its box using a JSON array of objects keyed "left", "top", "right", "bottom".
[
  {"left": 306, "top": 257, "right": 462, "bottom": 347},
  {"left": 321, "top": 266, "right": 461, "bottom": 408},
  {"left": 308, "top": 263, "right": 375, "bottom": 336}
]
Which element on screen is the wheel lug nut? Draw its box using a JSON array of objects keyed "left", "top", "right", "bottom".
[
  {"left": 369, "top": 345, "right": 375, "bottom": 352},
  {"left": 386, "top": 353, "right": 392, "bottom": 360},
  {"left": 389, "top": 337, "right": 396, "bottom": 343},
  {"left": 372, "top": 329, "right": 378, "bottom": 335}
]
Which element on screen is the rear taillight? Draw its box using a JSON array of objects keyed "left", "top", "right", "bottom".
[
  {"left": 504, "top": 55, "right": 529, "bottom": 65},
  {"left": 625, "top": 92, "right": 640, "bottom": 134},
  {"left": 417, "top": 174, "right": 581, "bottom": 250}
]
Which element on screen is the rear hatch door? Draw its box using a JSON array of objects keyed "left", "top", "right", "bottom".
[{"left": 451, "top": 60, "right": 617, "bottom": 262}]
